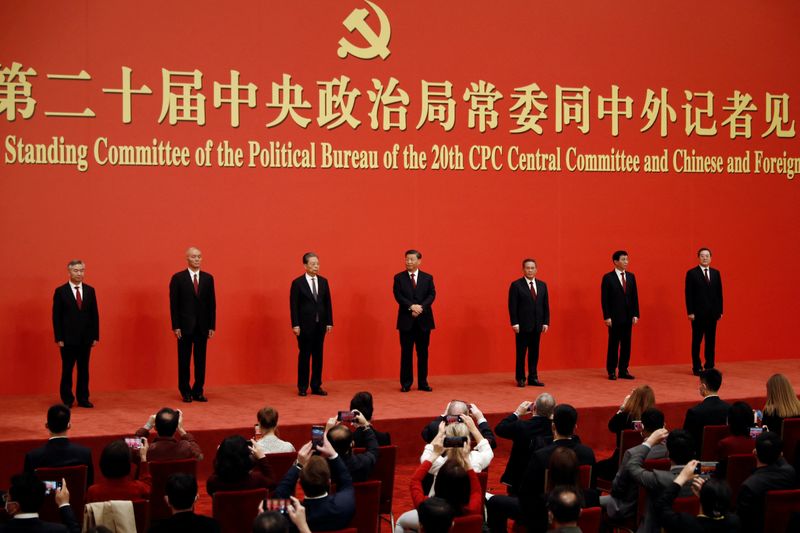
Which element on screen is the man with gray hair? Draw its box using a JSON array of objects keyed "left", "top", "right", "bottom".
[
  {"left": 495, "top": 393, "right": 555, "bottom": 494},
  {"left": 52, "top": 259, "right": 99, "bottom": 408},
  {"left": 421, "top": 400, "right": 498, "bottom": 449}
]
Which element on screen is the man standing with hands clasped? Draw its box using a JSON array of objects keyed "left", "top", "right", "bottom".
[
  {"left": 601, "top": 250, "right": 639, "bottom": 381},
  {"left": 685, "top": 247, "right": 723, "bottom": 375},
  {"left": 508, "top": 258, "right": 550, "bottom": 387},
  {"left": 169, "top": 247, "right": 216, "bottom": 403}
]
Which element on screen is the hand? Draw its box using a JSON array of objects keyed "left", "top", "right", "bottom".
[
  {"left": 173, "top": 329, "right": 182, "bottom": 339},
  {"left": 541, "top": 325, "right": 549, "bottom": 333},
  {"left": 462, "top": 413, "right": 483, "bottom": 443},
  {"left": 411, "top": 310, "right": 421, "bottom": 318},
  {"left": 604, "top": 319, "right": 612, "bottom": 327},
  {"left": 326, "top": 325, "right": 333, "bottom": 333},
  {"left": 316, "top": 435, "right": 336, "bottom": 458},
  {"left": 515, "top": 401, "right": 532, "bottom": 417},
  {"left": 57, "top": 341, "right": 65, "bottom": 347},
  {"left": 620, "top": 393, "right": 631, "bottom": 411},
  {"left": 512, "top": 325, "right": 520, "bottom": 333},
  {"left": 325, "top": 417, "right": 338, "bottom": 432},
  {"left": 645, "top": 428, "right": 669, "bottom": 447},
  {"left": 147, "top": 414, "right": 156, "bottom": 428},
  {"left": 287, "top": 496, "right": 311, "bottom": 533},
  {"left": 297, "top": 442, "right": 314, "bottom": 466},
  {"left": 352, "top": 410, "right": 368, "bottom": 428},
  {"left": 54, "top": 478, "right": 70, "bottom": 507},
  {"left": 690, "top": 476, "right": 706, "bottom": 497},
  {"left": 675, "top": 460, "right": 699, "bottom": 486},
  {"left": 410, "top": 304, "right": 423, "bottom": 314},
  {"left": 632, "top": 317, "right": 639, "bottom": 325},
  {"left": 688, "top": 314, "right": 695, "bottom": 321},
  {"left": 292, "top": 327, "right": 301, "bottom": 336},
  {"left": 208, "top": 329, "right": 215, "bottom": 339},
  {"left": 430, "top": 432, "right": 445, "bottom": 457},
  {"left": 469, "top": 403, "right": 484, "bottom": 422},
  {"left": 91, "top": 340, "right": 99, "bottom": 346},
  {"left": 249, "top": 439, "right": 265, "bottom": 460}
]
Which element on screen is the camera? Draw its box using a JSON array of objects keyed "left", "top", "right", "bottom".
[
  {"left": 43, "top": 480, "right": 62, "bottom": 495},
  {"left": 443, "top": 436, "right": 468, "bottom": 448},
  {"left": 445, "top": 415, "right": 463, "bottom": 424},
  {"left": 337, "top": 410, "right": 355, "bottom": 423}
]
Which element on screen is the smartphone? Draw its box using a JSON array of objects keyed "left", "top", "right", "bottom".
[
  {"left": 265, "top": 498, "right": 288, "bottom": 514},
  {"left": 445, "top": 415, "right": 463, "bottom": 424},
  {"left": 632, "top": 420, "right": 643, "bottom": 432},
  {"left": 443, "top": 436, "right": 468, "bottom": 448},
  {"left": 753, "top": 409, "right": 763, "bottom": 425},
  {"left": 43, "top": 480, "right": 62, "bottom": 495},
  {"left": 254, "top": 424, "right": 262, "bottom": 438},
  {"left": 749, "top": 426, "right": 765, "bottom": 439},
  {"left": 124, "top": 437, "right": 143, "bottom": 450},
  {"left": 694, "top": 461, "right": 718, "bottom": 477},
  {"left": 337, "top": 410, "right": 355, "bottom": 422},
  {"left": 311, "top": 425, "right": 325, "bottom": 447}
]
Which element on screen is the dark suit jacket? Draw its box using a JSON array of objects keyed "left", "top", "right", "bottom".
[
  {"left": 147, "top": 511, "right": 221, "bottom": 533},
  {"left": 518, "top": 438, "right": 596, "bottom": 504},
  {"left": 341, "top": 427, "right": 379, "bottom": 482},
  {"left": 736, "top": 459, "right": 797, "bottom": 533},
  {"left": 495, "top": 414, "right": 552, "bottom": 490},
  {"left": 508, "top": 278, "right": 550, "bottom": 332},
  {"left": 421, "top": 417, "right": 497, "bottom": 449},
  {"left": 23, "top": 438, "right": 94, "bottom": 486},
  {"left": 169, "top": 270, "right": 216, "bottom": 335},
  {"left": 601, "top": 270, "right": 640, "bottom": 324},
  {"left": 682, "top": 395, "right": 731, "bottom": 455},
  {"left": 290, "top": 275, "right": 333, "bottom": 330},
  {"left": 655, "top": 481, "right": 741, "bottom": 533},
  {"left": 0, "top": 506, "right": 80, "bottom": 533},
  {"left": 685, "top": 266, "right": 723, "bottom": 320},
  {"left": 393, "top": 270, "right": 435, "bottom": 331},
  {"left": 52, "top": 283, "right": 99, "bottom": 345},
  {"left": 353, "top": 426, "right": 390, "bottom": 447}
]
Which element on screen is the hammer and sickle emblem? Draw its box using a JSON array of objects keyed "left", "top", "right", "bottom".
[{"left": 337, "top": 0, "right": 391, "bottom": 60}]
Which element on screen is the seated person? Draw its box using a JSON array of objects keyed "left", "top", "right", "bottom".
[
  {"left": 350, "top": 391, "right": 391, "bottom": 447},
  {"left": 23, "top": 404, "right": 94, "bottom": 486},
  {"left": 716, "top": 401, "right": 757, "bottom": 477},
  {"left": 683, "top": 369, "right": 730, "bottom": 457},
  {"left": 422, "top": 417, "right": 493, "bottom": 477},
  {"left": 86, "top": 439, "right": 151, "bottom": 502},
  {"left": 761, "top": 373, "right": 800, "bottom": 437},
  {"left": 1, "top": 473, "right": 80, "bottom": 533},
  {"left": 325, "top": 411, "right": 379, "bottom": 482},
  {"left": 546, "top": 486, "right": 584, "bottom": 533},
  {"left": 421, "top": 400, "right": 497, "bottom": 449},
  {"left": 417, "top": 497, "right": 455, "bottom": 533},
  {"left": 135, "top": 408, "right": 203, "bottom": 461},
  {"left": 206, "top": 436, "right": 274, "bottom": 496},
  {"left": 148, "top": 473, "right": 220, "bottom": 533},
  {"left": 596, "top": 385, "right": 656, "bottom": 481},
  {"left": 254, "top": 406, "right": 295, "bottom": 454}
]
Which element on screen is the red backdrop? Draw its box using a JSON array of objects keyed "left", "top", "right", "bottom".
[{"left": 1, "top": 0, "right": 799, "bottom": 395}]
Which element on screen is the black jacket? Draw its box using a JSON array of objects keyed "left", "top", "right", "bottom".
[
  {"left": 494, "top": 414, "right": 552, "bottom": 491},
  {"left": 24, "top": 438, "right": 94, "bottom": 486}
]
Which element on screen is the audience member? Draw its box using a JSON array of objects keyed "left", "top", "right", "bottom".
[
  {"left": 736, "top": 431, "right": 797, "bottom": 533},
  {"left": 683, "top": 369, "right": 730, "bottom": 456},
  {"left": 252, "top": 512, "right": 290, "bottom": 533},
  {"left": 596, "top": 385, "right": 656, "bottom": 480},
  {"left": 421, "top": 417, "right": 493, "bottom": 477},
  {"left": 602, "top": 407, "right": 668, "bottom": 522},
  {"left": 86, "top": 439, "right": 151, "bottom": 502},
  {"left": 421, "top": 401, "right": 497, "bottom": 449},
  {"left": 715, "top": 401, "right": 756, "bottom": 477},
  {"left": 206, "top": 436, "right": 274, "bottom": 496},
  {"left": 494, "top": 393, "right": 555, "bottom": 495},
  {"left": 272, "top": 438, "right": 355, "bottom": 531},
  {"left": 135, "top": 407, "right": 203, "bottom": 461},
  {"left": 23, "top": 404, "right": 94, "bottom": 486},
  {"left": 546, "top": 485, "right": 583, "bottom": 533},
  {"left": 417, "top": 497, "right": 455, "bottom": 533},
  {"left": 254, "top": 406, "right": 295, "bottom": 454},
  {"left": 0, "top": 473, "right": 80, "bottom": 533},
  {"left": 654, "top": 461, "right": 741, "bottom": 532},
  {"left": 148, "top": 473, "right": 220, "bottom": 533},
  {"left": 762, "top": 373, "right": 800, "bottom": 437},
  {"left": 350, "top": 391, "right": 391, "bottom": 446},
  {"left": 325, "top": 410, "right": 379, "bottom": 482}
]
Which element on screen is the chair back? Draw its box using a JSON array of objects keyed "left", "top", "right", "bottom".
[
  {"left": 635, "top": 459, "right": 672, "bottom": 524},
  {"left": 451, "top": 514, "right": 483, "bottom": 533},
  {"left": 360, "top": 445, "right": 397, "bottom": 517},
  {"left": 619, "top": 430, "right": 643, "bottom": 465},
  {"left": 212, "top": 488, "right": 268, "bottom": 533},
  {"left": 35, "top": 464, "right": 88, "bottom": 524},
  {"left": 131, "top": 499, "right": 150, "bottom": 533},
  {"left": 477, "top": 470, "right": 489, "bottom": 494},
  {"left": 148, "top": 458, "right": 198, "bottom": 521},
  {"left": 576, "top": 506, "right": 602, "bottom": 532},
  {"left": 763, "top": 489, "right": 800, "bottom": 533},
  {"left": 348, "top": 480, "right": 381, "bottom": 533},
  {"left": 781, "top": 417, "right": 800, "bottom": 465},
  {"left": 700, "top": 425, "right": 730, "bottom": 460},
  {"left": 544, "top": 465, "right": 592, "bottom": 492},
  {"left": 266, "top": 451, "right": 298, "bottom": 491},
  {"left": 672, "top": 495, "right": 700, "bottom": 515},
  {"left": 726, "top": 453, "right": 756, "bottom": 505}
]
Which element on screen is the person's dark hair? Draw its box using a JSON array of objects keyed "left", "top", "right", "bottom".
[
  {"left": 257, "top": 406, "right": 279, "bottom": 431},
  {"left": 350, "top": 391, "right": 374, "bottom": 421},
  {"left": 700, "top": 368, "right": 723, "bottom": 392},
  {"left": 327, "top": 424, "right": 353, "bottom": 457},
  {"left": 755, "top": 431, "right": 783, "bottom": 465},
  {"left": 47, "top": 404, "right": 71, "bottom": 434},
  {"left": 299, "top": 456, "right": 330, "bottom": 497},
  {"left": 666, "top": 429, "right": 695, "bottom": 465},
  {"left": 165, "top": 473, "right": 198, "bottom": 510},
  {"left": 641, "top": 408, "right": 665, "bottom": 433},
  {"left": 727, "top": 401, "right": 753, "bottom": 437},
  {"left": 302, "top": 252, "right": 318, "bottom": 265},
  {"left": 213, "top": 435, "right": 254, "bottom": 483},
  {"left": 698, "top": 478, "right": 731, "bottom": 519},
  {"left": 253, "top": 511, "right": 291, "bottom": 533},
  {"left": 522, "top": 258, "right": 536, "bottom": 268},
  {"left": 547, "top": 447, "right": 579, "bottom": 488},
  {"left": 405, "top": 249, "right": 422, "bottom": 259},
  {"left": 432, "top": 461, "right": 470, "bottom": 515},
  {"left": 8, "top": 473, "right": 46, "bottom": 513},
  {"left": 99, "top": 440, "right": 133, "bottom": 479},
  {"left": 612, "top": 250, "right": 628, "bottom": 262},
  {"left": 418, "top": 497, "right": 455, "bottom": 533},
  {"left": 697, "top": 247, "right": 712, "bottom": 257},
  {"left": 552, "top": 404, "right": 578, "bottom": 437},
  {"left": 547, "top": 485, "right": 583, "bottom": 524},
  {"left": 155, "top": 407, "right": 179, "bottom": 437}
]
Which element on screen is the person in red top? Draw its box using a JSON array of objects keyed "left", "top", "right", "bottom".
[
  {"left": 206, "top": 435, "right": 274, "bottom": 496},
  {"left": 86, "top": 438, "right": 151, "bottom": 502},
  {"left": 135, "top": 408, "right": 203, "bottom": 461}
]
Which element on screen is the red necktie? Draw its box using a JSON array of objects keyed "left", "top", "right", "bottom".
[
  {"left": 411, "top": 273, "right": 416, "bottom": 288},
  {"left": 621, "top": 272, "right": 627, "bottom": 292},
  {"left": 704, "top": 268, "right": 710, "bottom": 284},
  {"left": 75, "top": 286, "right": 82, "bottom": 310},
  {"left": 529, "top": 280, "right": 537, "bottom": 301},
  {"left": 193, "top": 273, "right": 199, "bottom": 295}
]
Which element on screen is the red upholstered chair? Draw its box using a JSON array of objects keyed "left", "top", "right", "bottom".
[
  {"left": 619, "top": 430, "right": 644, "bottom": 465},
  {"left": 451, "top": 514, "right": 483, "bottom": 533},
  {"left": 725, "top": 453, "right": 756, "bottom": 504},
  {"left": 348, "top": 480, "right": 381, "bottom": 533},
  {"left": 148, "top": 458, "right": 198, "bottom": 521},
  {"left": 265, "top": 451, "right": 298, "bottom": 491},
  {"left": 762, "top": 489, "right": 800, "bottom": 533},
  {"left": 672, "top": 495, "right": 700, "bottom": 516},
  {"left": 700, "top": 425, "right": 730, "bottom": 461},
  {"left": 212, "top": 488, "right": 268, "bottom": 533},
  {"left": 131, "top": 499, "right": 150, "bottom": 533},
  {"left": 477, "top": 470, "right": 489, "bottom": 495},
  {"left": 35, "top": 465, "right": 88, "bottom": 525},
  {"left": 544, "top": 465, "right": 592, "bottom": 492},
  {"left": 635, "top": 458, "right": 672, "bottom": 525},
  {"left": 575, "top": 506, "right": 602, "bottom": 533},
  {"left": 356, "top": 444, "right": 397, "bottom": 530},
  {"left": 781, "top": 417, "right": 800, "bottom": 465}
]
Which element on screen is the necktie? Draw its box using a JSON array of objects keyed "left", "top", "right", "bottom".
[
  {"left": 529, "top": 280, "right": 537, "bottom": 301},
  {"left": 75, "top": 286, "right": 82, "bottom": 310},
  {"left": 704, "top": 268, "right": 710, "bottom": 284},
  {"left": 193, "top": 273, "right": 199, "bottom": 295},
  {"left": 621, "top": 272, "right": 627, "bottom": 292},
  {"left": 312, "top": 277, "right": 318, "bottom": 301},
  {"left": 411, "top": 273, "right": 416, "bottom": 288}
]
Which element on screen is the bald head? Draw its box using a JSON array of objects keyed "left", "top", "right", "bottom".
[
  {"left": 185, "top": 247, "right": 202, "bottom": 271},
  {"left": 534, "top": 393, "right": 555, "bottom": 418}
]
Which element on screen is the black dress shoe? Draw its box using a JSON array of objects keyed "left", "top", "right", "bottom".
[
  {"left": 77, "top": 401, "right": 94, "bottom": 408},
  {"left": 400, "top": 386, "right": 410, "bottom": 392},
  {"left": 418, "top": 385, "right": 433, "bottom": 392},
  {"left": 193, "top": 395, "right": 208, "bottom": 402},
  {"left": 182, "top": 395, "right": 193, "bottom": 402},
  {"left": 517, "top": 380, "right": 526, "bottom": 388},
  {"left": 529, "top": 380, "right": 545, "bottom": 387},
  {"left": 608, "top": 374, "right": 617, "bottom": 381},
  {"left": 298, "top": 390, "right": 307, "bottom": 396},
  {"left": 692, "top": 369, "right": 702, "bottom": 376},
  {"left": 619, "top": 372, "right": 635, "bottom": 380},
  {"left": 311, "top": 389, "right": 328, "bottom": 396}
]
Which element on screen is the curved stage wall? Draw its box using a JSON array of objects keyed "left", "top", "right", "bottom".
[{"left": 1, "top": 0, "right": 799, "bottom": 395}]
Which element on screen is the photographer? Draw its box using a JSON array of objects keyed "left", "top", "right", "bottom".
[
  {"left": 325, "top": 410, "right": 379, "bottom": 482},
  {"left": 135, "top": 407, "right": 203, "bottom": 461},
  {"left": 206, "top": 436, "right": 274, "bottom": 496},
  {"left": 2, "top": 474, "right": 80, "bottom": 533}
]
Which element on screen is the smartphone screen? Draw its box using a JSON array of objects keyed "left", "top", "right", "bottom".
[
  {"left": 311, "top": 425, "right": 324, "bottom": 447},
  {"left": 43, "top": 480, "right": 62, "bottom": 494},
  {"left": 632, "top": 420, "right": 643, "bottom": 431},
  {"left": 749, "top": 426, "right": 764, "bottom": 439},
  {"left": 445, "top": 415, "right": 462, "bottom": 424},
  {"left": 124, "top": 437, "right": 143, "bottom": 450},
  {"left": 694, "top": 461, "right": 718, "bottom": 477},
  {"left": 338, "top": 410, "right": 355, "bottom": 422}
]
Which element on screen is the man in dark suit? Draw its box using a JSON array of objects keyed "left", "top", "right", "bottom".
[
  {"left": 325, "top": 411, "right": 379, "bottom": 482},
  {"left": 23, "top": 404, "right": 94, "bottom": 486},
  {"left": 52, "top": 259, "right": 99, "bottom": 408},
  {"left": 0, "top": 473, "right": 80, "bottom": 533},
  {"left": 290, "top": 252, "right": 333, "bottom": 397},
  {"left": 393, "top": 249, "right": 436, "bottom": 392},
  {"left": 685, "top": 247, "right": 723, "bottom": 375},
  {"left": 682, "top": 369, "right": 730, "bottom": 456},
  {"left": 508, "top": 258, "right": 550, "bottom": 387},
  {"left": 169, "top": 247, "right": 216, "bottom": 403},
  {"left": 601, "top": 250, "right": 640, "bottom": 380},
  {"left": 147, "top": 473, "right": 220, "bottom": 533}
]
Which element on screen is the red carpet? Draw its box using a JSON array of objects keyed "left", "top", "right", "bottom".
[{"left": 2, "top": 359, "right": 797, "bottom": 521}]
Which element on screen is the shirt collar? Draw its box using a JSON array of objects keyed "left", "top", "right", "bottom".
[
  {"left": 408, "top": 269, "right": 419, "bottom": 277},
  {"left": 305, "top": 273, "right": 317, "bottom": 281},
  {"left": 615, "top": 268, "right": 626, "bottom": 276},
  {"left": 13, "top": 513, "right": 39, "bottom": 519},
  {"left": 69, "top": 282, "right": 82, "bottom": 290},
  {"left": 304, "top": 492, "right": 328, "bottom": 500},
  {"left": 188, "top": 268, "right": 200, "bottom": 277}
]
